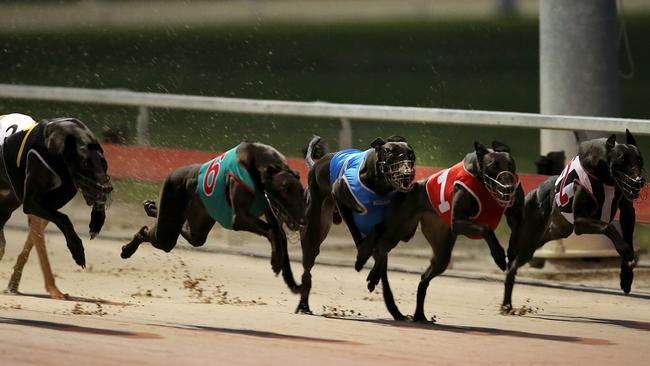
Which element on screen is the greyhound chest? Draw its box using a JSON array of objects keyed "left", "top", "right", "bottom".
[
  {"left": 196, "top": 145, "right": 268, "bottom": 229},
  {"left": 426, "top": 162, "right": 505, "bottom": 237},
  {"left": 329, "top": 149, "right": 397, "bottom": 236}
]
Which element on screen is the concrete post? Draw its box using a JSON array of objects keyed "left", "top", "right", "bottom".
[{"left": 537, "top": 0, "right": 620, "bottom": 265}]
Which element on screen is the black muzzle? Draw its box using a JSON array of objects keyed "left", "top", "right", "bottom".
[
  {"left": 379, "top": 159, "right": 415, "bottom": 192},
  {"left": 264, "top": 192, "right": 303, "bottom": 232},
  {"left": 614, "top": 171, "right": 646, "bottom": 201},
  {"left": 74, "top": 173, "right": 113, "bottom": 208},
  {"left": 483, "top": 171, "right": 518, "bottom": 207}
]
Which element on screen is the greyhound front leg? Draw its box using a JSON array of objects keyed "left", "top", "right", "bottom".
[
  {"left": 23, "top": 201, "right": 85, "bottom": 268},
  {"left": 232, "top": 210, "right": 280, "bottom": 273},
  {"left": 573, "top": 218, "right": 634, "bottom": 262},
  {"left": 452, "top": 220, "right": 506, "bottom": 271},
  {"left": 89, "top": 207, "right": 106, "bottom": 239}
]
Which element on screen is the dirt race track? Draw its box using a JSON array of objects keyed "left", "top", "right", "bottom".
[{"left": 0, "top": 226, "right": 649, "bottom": 366}]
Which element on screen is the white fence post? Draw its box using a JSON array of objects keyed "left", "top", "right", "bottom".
[
  {"left": 339, "top": 118, "right": 352, "bottom": 150},
  {"left": 136, "top": 106, "right": 150, "bottom": 145}
]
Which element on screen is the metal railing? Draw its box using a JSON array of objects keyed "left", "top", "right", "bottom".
[{"left": 1, "top": 83, "right": 649, "bottom": 147}]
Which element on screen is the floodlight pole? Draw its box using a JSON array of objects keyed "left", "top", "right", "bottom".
[{"left": 537, "top": 0, "right": 621, "bottom": 264}]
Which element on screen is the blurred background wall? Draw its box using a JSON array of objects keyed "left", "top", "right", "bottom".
[{"left": 1, "top": 0, "right": 649, "bottom": 171}]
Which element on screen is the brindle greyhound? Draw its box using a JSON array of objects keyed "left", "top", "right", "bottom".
[
  {"left": 0, "top": 114, "right": 112, "bottom": 298},
  {"left": 120, "top": 142, "right": 306, "bottom": 291},
  {"left": 357, "top": 141, "right": 523, "bottom": 321},
  {"left": 501, "top": 130, "right": 645, "bottom": 312},
  {"left": 296, "top": 135, "right": 416, "bottom": 314}
]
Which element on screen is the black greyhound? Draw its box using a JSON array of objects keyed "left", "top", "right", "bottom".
[
  {"left": 296, "top": 135, "right": 416, "bottom": 314},
  {"left": 0, "top": 115, "right": 112, "bottom": 269},
  {"left": 120, "top": 142, "right": 306, "bottom": 291},
  {"left": 357, "top": 141, "right": 523, "bottom": 321},
  {"left": 501, "top": 130, "right": 645, "bottom": 312}
]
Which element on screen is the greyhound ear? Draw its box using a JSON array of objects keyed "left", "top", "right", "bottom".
[
  {"left": 474, "top": 141, "right": 489, "bottom": 163},
  {"left": 606, "top": 134, "right": 616, "bottom": 151},
  {"left": 386, "top": 135, "right": 407, "bottom": 143},
  {"left": 626, "top": 129, "right": 638, "bottom": 147},
  {"left": 491, "top": 140, "right": 511, "bottom": 153},
  {"left": 370, "top": 137, "right": 386, "bottom": 150}
]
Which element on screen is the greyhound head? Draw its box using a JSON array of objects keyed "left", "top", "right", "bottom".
[
  {"left": 45, "top": 118, "right": 113, "bottom": 208},
  {"left": 472, "top": 141, "right": 519, "bottom": 207},
  {"left": 371, "top": 135, "right": 416, "bottom": 192},
  {"left": 607, "top": 130, "right": 645, "bottom": 201},
  {"left": 263, "top": 165, "right": 306, "bottom": 231}
]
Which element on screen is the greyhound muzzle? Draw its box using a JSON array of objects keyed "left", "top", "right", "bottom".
[
  {"left": 614, "top": 171, "right": 646, "bottom": 201},
  {"left": 483, "top": 171, "right": 518, "bottom": 207},
  {"left": 265, "top": 192, "right": 305, "bottom": 232},
  {"left": 74, "top": 173, "right": 113, "bottom": 208},
  {"left": 379, "top": 159, "right": 415, "bottom": 192}
]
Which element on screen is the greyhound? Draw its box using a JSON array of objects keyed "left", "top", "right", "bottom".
[
  {"left": 120, "top": 141, "right": 306, "bottom": 291},
  {"left": 357, "top": 141, "right": 523, "bottom": 321},
  {"left": 296, "top": 135, "right": 416, "bottom": 314},
  {"left": 501, "top": 130, "right": 645, "bottom": 312},
  {"left": 0, "top": 114, "right": 112, "bottom": 297}
]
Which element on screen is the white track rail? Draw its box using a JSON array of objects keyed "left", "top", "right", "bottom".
[{"left": 1, "top": 83, "right": 649, "bottom": 135}]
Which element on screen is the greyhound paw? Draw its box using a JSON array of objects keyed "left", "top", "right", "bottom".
[
  {"left": 392, "top": 313, "right": 410, "bottom": 321},
  {"left": 355, "top": 247, "right": 374, "bottom": 272},
  {"left": 411, "top": 313, "right": 430, "bottom": 323},
  {"left": 48, "top": 288, "right": 69, "bottom": 300},
  {"left": 121, "top": 243, "right": 137, "bottom": 259},
  {"left": 366, "top": 265, "right": 383, "bottom": 292},
  {"left": 3, "top": 287, "right": 20, "bottom": 296},
  {"left": 68, "top": 240, "right": 86, "bottom": 268},
  {"left": 354, "top": 255, "right": 368, "bottom": 272},
  {"left": 143, "top": 200, "right": 158, "bottom": 217},
  {"left": 620, "top": 265, "right": 634, "bottom": 294},
  {"left": 270, "top": 252, "right": 282, "bottom": 275},
  {"left": 500, "top": 304, "right": 513, "bottom": 315},
  {"left": 295, "top": 302, "right": 312, "bottom": 315}
]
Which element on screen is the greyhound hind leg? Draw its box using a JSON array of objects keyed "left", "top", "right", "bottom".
[
  {"left": 380, "top": 261, "right": 407, "bottom": 320},
  {"left": 180, "top": 195, "right": 215, "bottom": 247},
  {"left": 5, "top": 228, "right": 35, "bottom": 295},
  {"left": 413, "top": 214, "right": 455, "bottom": 322},
  {"left": 296, "top": 192, "right": 335, "bottom": 314},
  {"left": 122, "top": 169, "right": 194, "bottom": 258},
  {"left": 28, "top": 217, "right": 67, "bottom": 299}
]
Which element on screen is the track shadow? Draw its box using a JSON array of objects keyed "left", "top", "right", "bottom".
[
  {"left": 4, "top": 292, "right": 132, "bottom": 306},
  {"left": 0, "top": 317, "right": 160, "bottom": 339},
  {"left": 154, "top": 323, "right": 360, "bottom": 345},
  {"left": 321, "top": 316, "right": 613, "bottom": 345},
  {"left": 527, "top": 314, "right": 650, "bottom": 332}
]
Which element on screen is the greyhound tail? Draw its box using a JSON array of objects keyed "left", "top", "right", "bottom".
[{"left": 305, "top": 135, "right": 323, "bottom": 169}]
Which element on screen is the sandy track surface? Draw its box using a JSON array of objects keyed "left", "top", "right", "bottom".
[{"left": 0, "top": 226, "right": 649, "bottom": 366}]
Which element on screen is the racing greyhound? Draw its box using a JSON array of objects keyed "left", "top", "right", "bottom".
[
  {"left": 358, "top": 141, "right": 523, "bottom": 320},
  {"left": 296, "top": 135, "right": 416, "bottom": 314},
  {"left": 0, "top": 114, "right": 112, "bottom": 297},
  {"left": 501, "top": 130, "right": 645, "bottom": 312},
  {"left": 120, "top": 142, "right": 306, "bottom": 292}
]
